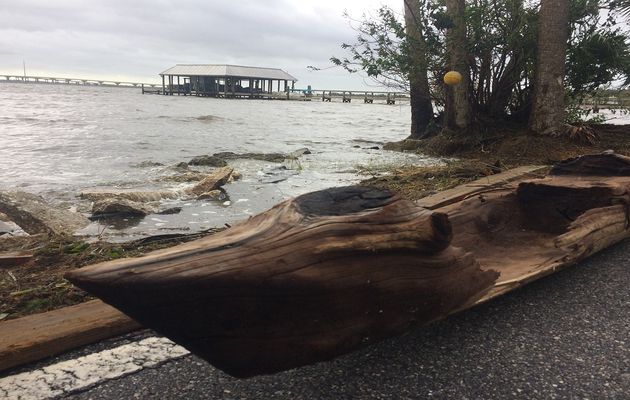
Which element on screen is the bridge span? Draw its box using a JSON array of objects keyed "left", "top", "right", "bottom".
[{"left": 1, "top": 74, "right": 158, "bottom": 88}]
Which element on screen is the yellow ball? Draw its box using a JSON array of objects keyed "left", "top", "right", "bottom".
[{"left": 444, "top": 71, "right": 462, "bottom": 86}]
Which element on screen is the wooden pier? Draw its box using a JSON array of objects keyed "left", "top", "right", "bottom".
[
  {"left": 317, "top": 90, "right": 406, "bottom": 104},
  {"left": 582, "top": 93, "right": 630, "bottom": 112},
  {"left": 1, "top": 70, "right": 410, "bottom": 105},
  {"left": 1, "top": 74, "right": 157, "bottom": 88},
  {"left": 155, "top": 64, "right": 408, "bottom": 104},
  {"left": 146, "top": 85, "right": 409, "bottom": 104}
]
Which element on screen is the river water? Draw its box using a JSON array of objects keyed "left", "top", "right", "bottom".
[{"left": 0, "top": 83, "right": 438, "bottom": 240}]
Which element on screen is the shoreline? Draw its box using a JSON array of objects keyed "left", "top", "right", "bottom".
[{"left": 2, "top": 123, "right": 630, "bottom": 320}]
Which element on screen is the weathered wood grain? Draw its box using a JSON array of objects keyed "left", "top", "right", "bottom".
[
  {"left": 10, "top": 153, "right": 627, "bottom": 378},
  {"left": 66, "top": 186, "right": 498, "bottom": 377},
  {"left": 0, "top": 300, "right": 140, "bottom": 372},
  {"left": 0, "top": 251, "right": 32, "bottom": 269},
  {"left": 416, "top": 165, "right": 547, "bottom": 210}
]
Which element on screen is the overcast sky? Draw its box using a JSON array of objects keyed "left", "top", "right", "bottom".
[{"left": 0, "top": 0, "right": 403, "bottom": 90}]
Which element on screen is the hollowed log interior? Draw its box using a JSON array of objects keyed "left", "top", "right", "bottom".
[{"left": 66, "top": 153, "right": 630, "bottom": 378}]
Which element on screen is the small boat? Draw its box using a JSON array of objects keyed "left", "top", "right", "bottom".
[{"left": 66, "top": 152, "right": 630, "bottom": 378}]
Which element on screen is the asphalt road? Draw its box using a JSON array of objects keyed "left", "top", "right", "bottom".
[{"left": 9, "top": 240, "right": 630, "bottom": 399}]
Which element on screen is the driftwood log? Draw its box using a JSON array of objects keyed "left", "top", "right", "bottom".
[
  {"left": 66, "top": 152, "right": 630, "bottom": 378},
  {"left": 67, "top": 186, "right": 498, "bottom": 377},
  {"left": 445, "top": 152, "right": 630, "bottom": 301}
]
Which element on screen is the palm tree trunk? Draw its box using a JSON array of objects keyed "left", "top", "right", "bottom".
[
  {"left": 404, "top": 0, "right": 434, "bottom": 139},
  {"left": 528, "top": 0, "right": 569, "bottom": 135}
]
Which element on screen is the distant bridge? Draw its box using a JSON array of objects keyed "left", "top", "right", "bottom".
[{"left": 0, "top": 74, "right": 158, "bottom": 88}]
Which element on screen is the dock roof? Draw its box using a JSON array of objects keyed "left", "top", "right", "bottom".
[{"left": 159, "top": 64, "right": 297, "bottom": 81}]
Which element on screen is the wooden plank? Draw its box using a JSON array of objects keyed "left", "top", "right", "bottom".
[
  {"left": 0, "top": 251, "right": 33, "bottom": 269},
  {"left": 0, "top": 300, "right": 139, "bottom": 373},
  {"left": 417, "top": 165, "right": 548, "bottom": 210}
]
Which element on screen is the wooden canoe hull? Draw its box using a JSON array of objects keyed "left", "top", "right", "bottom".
[{"left": 66, "top": 153, "right": 630, "bottom": 378}]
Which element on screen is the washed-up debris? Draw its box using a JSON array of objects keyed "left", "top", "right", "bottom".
[
  {"left": 80, "top": 189, "right": 178, "bottom": 203},
  {"left": 0, "top": 251, "right": 33, "bottom": 268},
  {"left": 186, "top": 167, "right": 235, "bottom": 197},
  {"left": 90, "top": 199, "right": 159, "bottom": 219},
  {"left": 0, "top": 191, "right": 90, "bottom": 236}
]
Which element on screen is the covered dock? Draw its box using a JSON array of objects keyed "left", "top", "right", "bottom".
[{"left": 156, "top": 64, "right": 298, "bottom": 99}]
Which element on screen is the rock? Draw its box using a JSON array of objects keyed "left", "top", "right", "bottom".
[
  {"left": 260, "top": 165, "right": 298, "bottom": 184},
  {"left": 187, "top": 167, "right": 234, "bottom": 196},
  {"left": 0, "top": 191, "right": 90, "bottom": 236},
  {"left": 352, "top": 145, "right": 361, "bottom": 148},
  {"left": 161, "top": 171, "right": 207, "bottom": 183},
  {"left": 174, "top": 162, "right": 189, "bottom": 170},
  {"left": 158, "top": 207, "right": 183, "bottom": 215},
  {"left": 188, "top": 155, "right": 228, "bottom": 167},
  {"left": 213, "top": 152, "right": 286, "bottom": 163},
  {"left": 132, "top": 160, "right": 164, "bottom": 168},
  {"left": 0, "top": 221, "right": 16, "bottom": 234},
  {"left": 288, "top": 148, "right": 311, "bottom": 158},
  {"left": 80, "top": 190, "right": 178, "bottom": 203},
  {"left": 197, "top": 189, "right": 229, "bottom": 201},
  {"left": 227, "top": 171, "right": 243, "bottom": 183},
  {"left": 367, "top": 146, "right": 380, "bottom": 150},
  {"left": 91, "top": 199, "right": 158, "bottom": 219}
]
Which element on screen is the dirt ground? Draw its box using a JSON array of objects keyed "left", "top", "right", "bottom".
[
  {"left": 0, "top": 230, "right": 221, "bottom": 320},
  {"left": 367, "top": 124, "right": 629, "bottom": 201}
]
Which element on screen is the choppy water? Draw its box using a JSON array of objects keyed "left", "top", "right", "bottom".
[{"left": 0, "top": 83, "right": 437, "bottom": 240}]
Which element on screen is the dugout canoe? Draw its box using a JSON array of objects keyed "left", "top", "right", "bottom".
[{"left": 66, "top": 152, "right": 630, "bottom": 378}]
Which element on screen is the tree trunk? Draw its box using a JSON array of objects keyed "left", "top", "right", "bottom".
[
  {"left": 66, "top": 154, "right": 630, "bottom": 379},
  {"left": 444, "top": 0, "right": 471, "bottom": 130},
  {"left": 67, "top": 186, "right": 498, "bottom": 378},
  {"left": 404, "top": 0, "right": 434, "bottom": 139},
  {"left": 528, "top": 0, "right": 569, "bottom": 135},
  {"left": 488, "top": 49, "right": 523, "bottom": 117}
]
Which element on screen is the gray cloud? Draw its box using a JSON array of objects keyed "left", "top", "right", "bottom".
[{"left": 0, "top": 0, "right": 400, "bottom": 90}]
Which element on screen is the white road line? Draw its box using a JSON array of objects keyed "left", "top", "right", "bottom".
[{"left": 0, "top": 337, "right": 189, "bottom": 400}]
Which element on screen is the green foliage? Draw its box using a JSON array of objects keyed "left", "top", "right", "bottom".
[
  {"left": 565, "top": 102, "right": 607, "bottom": 125},
  {"left": 567, "top": 31, "right": 630, "bottom": 93},
  {"left": 64, "top": 241, "right": 90, "bottom": 254},
  {"left": 330, "top": 0, "right": 630, "bottom": 122}
]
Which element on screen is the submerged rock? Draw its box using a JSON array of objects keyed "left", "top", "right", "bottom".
[
  {"left": 0, "top": 191, "right": 90, "bottom": 236},
  {"left": 91, "top": 198, "right": 158, "bottom": 219},
  {"left": 288, "top": 148, "right": 311, "bottom": 158},
  {"left": 228, "top": 171, "right": 243, "bottom": 183},
  {"left": 197, "top": 189, "right": 229, "bottom": 201},
  {"left": 188, "top": 155, "right": 228, "bottom": 167},
  {"left": 132, "top": 160, "right": 165, "bottom": 168},
  {"left": 80, "top": 189, "right": 178, "bottom": 203},
  {"left": 157, "top": 207, "right": 182, "bottom": 215},
  {"left": 186, "top": 167, "right": 234, "bottom": 197},
  {"left": 212, "top": 151, "right": 286, "bottom": 163},
  {"left": 0, "top": 220, "right": 26, "bottom": 237},
  {"left": 187, "top": 148, "right": 311, "bottom": 167},
  {"left": 161, "top": 171, "right": 208, "bottom": 183},
  {"left": 260, "top": 165, "right": 298, "bottom": 184}
]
